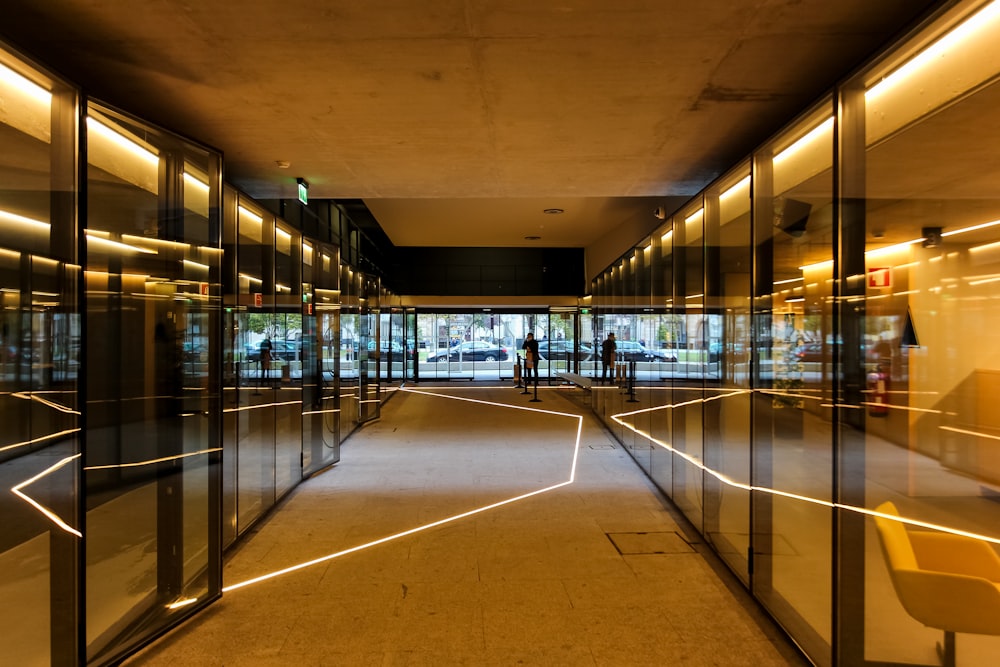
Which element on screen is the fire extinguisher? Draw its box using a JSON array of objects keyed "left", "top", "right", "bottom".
[{"left": 867, "top": 364, "right": 889, "bottom": 417}]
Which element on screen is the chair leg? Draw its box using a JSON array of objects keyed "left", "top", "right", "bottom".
[{"left": 936, "top": 630, "right": 955, "bottom": 667}]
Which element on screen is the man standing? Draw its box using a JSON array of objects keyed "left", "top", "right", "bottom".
[
  {"left": 522, "top": 332, "right": 540, "bottom": 384},
  {"left": 601, "top": 332, "right": 617, "bottom": 383}
]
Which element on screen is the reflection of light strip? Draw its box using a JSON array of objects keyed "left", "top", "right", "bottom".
[
  {"left": 183, "top": 259, "right": 210, "bottom": 270},
  {"left": 238, "top": 206, "right": 263, "bottom": 223},
  {"left": 183, "top": 172, "right": 210, "bottom": 193},
  {"left": 302, "top": 408, "right": 341, "bottom": 416},
  {"left": 970, "top": 240, "right": 1000, "bottom": 254},
  {"left": 613, "top": 410, "right": 1000, "bottom": 546},
  {"left": 238, "top": 273, "right": 262, "bottom": 284},
  {"left": 84, "top": 447, "right": 221, "bottom": 471},
  {"left": 166, "top": 598, "right": 199, "bottom": 610},
  {"left": 222, "top": 400, "right": 302, "bottom": 413},
  {"left": 859, "top": 402, "right": 940, "bottom": 414},
  {"left": 773, "top": 277, "right": 803, "bottom": 286},
  {"left": 969, "top": 276, "right": 1000, "bottom": 286},
  {"left": 943, "top": 218, "right": 1000, "bottom": 238},
  {"left": 11, "top": 392, "right": 81, "bottom": 415},
  {"left": 87, "top": 117, "right": 159, "bottom": 165},
  {"left": 720, "top": 175, "right": 751, "bottom": 201},
  {"left": 0, "top": 62, "right": 52, "bottom": 103},
  {"left": 86, "top": 230, "right": 157, "bottom": 254},
  {"left": 686, "top": 293, "right": 703, "bottom": 300},
  {"left": 774, "top": 117, "right": 834, "bottom": 164},
  {"left": 0, "top": 428, "right": 81, "bottom": 454},
  {"left": 0, "top": 208, "right": 50, "bottom": 231},
  {"left": 685, "top": 208, "right": 704, "bottom": 225},
  {"left": 799, "top": 260, "right": 833, "bottom": 272},
  {"left": 660, "top": 230, "right": 673, "bottom": 244},
  {"left": 941, "top": 425, "right": 1000, "bottom": 441},
  {"left": 223, "top": 387, "right": 583, "bottom": 593},
  {"left": 276, "top": 228, "right": 292, "bottom": 242},
  {"left": 866, "top": 1, "right": 1000, "bottom": 102},
  {"left": 866, "top": 238, "right": 924, "bottom": 258},
  {"left": 121, "top": 234, "right": 190, "bottom": 251},
  {"left": 12, "top": 454, "right": 82, "bottom": 538}
]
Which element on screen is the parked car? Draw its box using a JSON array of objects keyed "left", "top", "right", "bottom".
[
  {"left": 612, "top": 340, "right": 678, "bottom": 362},
  {"left": 536, "top": 339, "right": 594, "bottom": 361},
  {"left": 245, "top": 339, "right": 298, "bottom": 362},
  {"left": 367, "top": 339, "right": 404, "bottom": 355},
  {"left": 427, "top": 340, "right": 509, "bottom": 362}
]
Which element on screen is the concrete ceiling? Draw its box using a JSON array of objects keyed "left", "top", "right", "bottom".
[{"left": 2, "top": 0, "right": 937, "bottom": 264}]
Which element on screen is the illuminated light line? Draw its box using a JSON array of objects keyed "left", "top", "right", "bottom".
[
  {"left": 774, "top": 117, "right": 834, "bottom": 164},
  {"left": 613, "top": 417, "right": 1000, "bottom": 546},
  {"left": 183, "top": 259, "right": 210, "bottom": 270},
  {"left": 941, "top": 425, "right": 1000, "bottom": 442},
  {"left": 11, "top": 392, "right": 81, "bottom": 415},
  {"left": 0, "top": 208, "right": 50, "bottom": 231},
  {"left": 943, "top": 218, "right": 1000, "bottom": 237},
  {"left": 86, "top": 230, "right": 157, "bottom": 255},
  {"left": 183, "top": 172, "right": 210, "bottom": 193},
  {"left": 238, "top": 206, "right": 263, "bottom": 223},
  {"left": 720, "top": 175, "right": 751, "bottom": 201},
  {"left": 774, "top": 277, "right": 804, "bottom": 286},
  {"left": 84, "top": 447, "right": 221, "bottom": 471},
  {"left": 0, "top": 428, "right": 81, "bottom": 454},
  {"left": 0, "top": 61, "right": 52, "bottom": 103},
  {"left": 167, "top": 597, "right": 199, "bottom": 610},
  {"left": 302, "top": 408, "right": 341, "bottom": 416},
  {"left": 866, "top": 0, "right": 1000, "bottom": 102},
  {"left": 12, "top": 454, "right": 82, "bottom": 538},
  {"left": 859, "top": 402, "right": 941, "bottom": 415},
  {"left": 86, "top": 117, "right": 159, "bottom": 165},
  {"left": 222, "top": 400, "right": 302, "bottom": 413},
  {"left": 223, "top": 387, "right": 583, "bottom": 593}
]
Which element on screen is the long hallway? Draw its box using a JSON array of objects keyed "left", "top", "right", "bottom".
[{"left": 127, "top": 384, "right": 806, "bottom": 666}]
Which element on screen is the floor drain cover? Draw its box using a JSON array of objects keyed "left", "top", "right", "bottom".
[{"left": 607, "top": 531, "right": 694, "bottom": 555}]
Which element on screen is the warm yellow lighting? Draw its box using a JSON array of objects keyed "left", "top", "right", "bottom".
[
  {"left": 0, "top": 428, "right": 81, "bottom": 454},
  {"left": 685, "top": 208, "right": 704, "bottom": 225},
  {"left": 799, "top": 259, "right": 834, "bottom": 272},
  {"left": 865, "top": 238, "right": 924, "bottom": 258},
  {"left": 86, "top": 117, "right": 159, "bottom": 165},
  {"left": 223, "top": 400, "right": 302, "bottom": 414},
  {"left": 720, "top": 175, "right": 751, "bottom": 201},
  {"left": 774, "top": 117, "right": 834, "bottom": 164},
  {"left": 86, "top": 230, "right": 157, "bottom": 255},
  {"left": 182, "top": 259, "right": 210, "bottom": 270},
  {"left": 238, "top": 205, "right": 263, "bottom": 223},
  {"left": 12, "top": 454, "right": 82, "bottom": 538},
  {"left": 276, "top": 228, "right": 292, "bottom": 242},
  {"left": 685, "top": 293, "right": 704, "bottom": 300},
  {"left": 166, "top": 598, "right": 199, "bottom": 610},
  {"left": 11, "top": 392, "right": 80, "bottom": 415},
  {"left": 970, "top": 240, "right": 1000, "bottom": 254},
  {"left": 660, "top": 229, "right": 673, "bottom": 244},
  {"left": 238, "top": 273, "right": 262, "bottom": 284},
  {"left": 0, "top": 61, "right": 52, "bottom": 103},
  {"left": 773, "top": 277, "right": 803, "bottom": 286},
  {"left": 0, "top": 208, "right": 50, "bottom": 231},
  {"left": 866, "top": 0, "right": 1000, "bottom": 102}
]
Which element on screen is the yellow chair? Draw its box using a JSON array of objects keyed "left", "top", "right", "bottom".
[{"left": 873, "top": 501, "right": 1000, "bottom": 666}]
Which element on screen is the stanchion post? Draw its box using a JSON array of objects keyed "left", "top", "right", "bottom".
[
  {"left": 515, "top": 354, "right": 523, "bottom": 388},
  {"left": 530, "top": 370, "right": 541, "bottom": 402},
  {"left": 627, "top": 359, "right": 639, "bottom": 402}
]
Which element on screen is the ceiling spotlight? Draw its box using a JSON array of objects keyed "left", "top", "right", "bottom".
[
  {"left": 524, "top": 235, "right": 541, "bottom": 241},
  {"left": 543, "top": 208, "right": 564, "bottom": 214},
  {"left": 276, "top": 160, "right": 290, "bottom": 169}
]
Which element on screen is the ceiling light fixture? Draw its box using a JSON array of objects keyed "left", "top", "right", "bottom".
[{"left": 543, "top": 208, "right": 564, "bottom": 214}]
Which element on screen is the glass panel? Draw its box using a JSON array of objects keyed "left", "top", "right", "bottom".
[
  {"left": 650, "top": 225, "right": 674, "bottom": 493},
  {"left": 301, "top": 241, "right": 340, "bottom": 476},
  {"left": 273, "top": 221, "right": 302, "bottom": 499},
  {"left": 0, "top": 47, "right": 79, "bottom": 665},
  {"left": 234, "top": 201, "right": 275, "bottom": 534},
  {"left": 752, "top": 101, "right": 834, "bottom": 665},
  {"left": 84, "top": 102, "right": 221, "bottom": 663},
  {"left": 704, "top": 167, "right": 752, "bottom": 583},
  {"left": 849, "top": 1, "right": 1000, "bottom": 663},
  {"left": 339, "top": 265, "right": 359, "bottom": 441}
]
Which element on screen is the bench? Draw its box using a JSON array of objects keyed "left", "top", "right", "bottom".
[{"left": 555, "top": 372, "right": 593, "bottom": 390}]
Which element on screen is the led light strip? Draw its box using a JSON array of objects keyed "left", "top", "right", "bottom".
[
  {"left": 12, "top": 454, "right": 82, "bottom": 537},
  {"left": 223, "top": 387, "right": 583, "bottom": 592},
  {"left": 612, "top": 406, "right": 1000, "bottom": 547}
]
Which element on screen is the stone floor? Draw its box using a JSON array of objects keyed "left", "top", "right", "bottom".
[{"left": 126, "top": 384, "right": 808, "bottom": 666}]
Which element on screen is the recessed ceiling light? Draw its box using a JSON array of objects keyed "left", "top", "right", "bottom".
[
  {"left": 543, "top": 208, "right": 564, "bottom": 214},
  {"left": 276, "top": 160, "right": 290, "bottom": 169},
  {"left": 524, "top": 235, "right": 541, "bottom": 240}
]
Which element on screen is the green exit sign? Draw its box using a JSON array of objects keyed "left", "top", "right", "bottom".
[{"left": 297, "top": 178, "right": 308, "bottom": 205}]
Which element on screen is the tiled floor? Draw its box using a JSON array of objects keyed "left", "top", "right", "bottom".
[{"left": 127, "top": 384, "right": 808, "bottom": 666}]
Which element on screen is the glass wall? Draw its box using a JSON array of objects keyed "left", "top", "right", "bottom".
[
  {"left": 0, "top": 44, "right": 80, "bottom": 666},
  {"left": 591, "top": 2, "right": 1000, "bottom": 665},
  {"left": 84, "top": 101, "right": 222, "bottom": 664}
]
